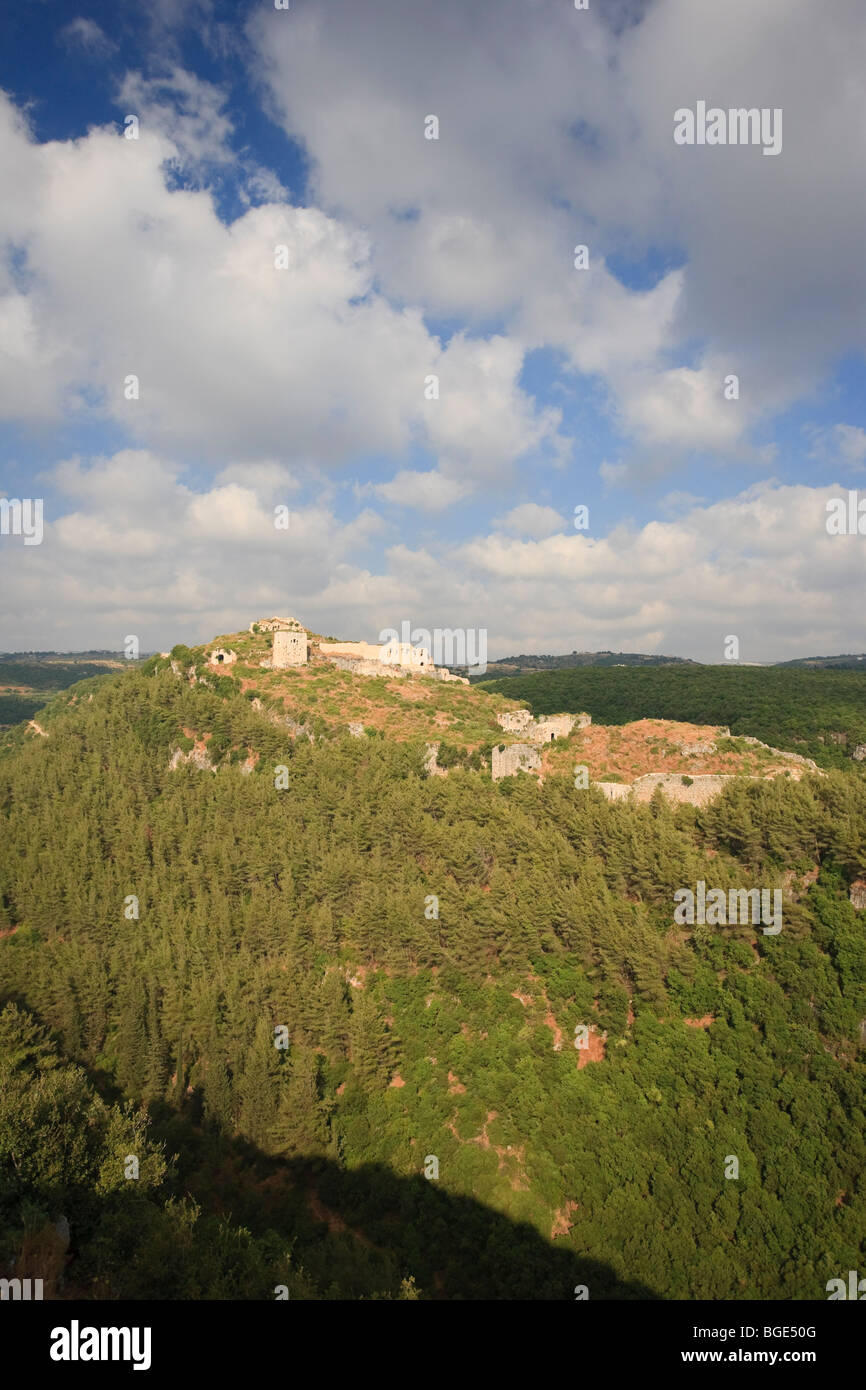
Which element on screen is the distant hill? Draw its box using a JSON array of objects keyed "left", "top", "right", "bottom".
[
  {"left": 774, "top": 654, "right": 866, "bottom": 670},
  {"left": 468, "top": 650, "right": 694, "bottom": 681},
  {"left": 0, "top": 653, "right": 138, "bottom": 728}
]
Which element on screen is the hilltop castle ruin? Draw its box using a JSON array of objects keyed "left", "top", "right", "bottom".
[{"left": 250, "top": 614, "right": 467, "bottom": 682}]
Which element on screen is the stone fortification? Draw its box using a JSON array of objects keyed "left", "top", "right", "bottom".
[{"left": 492, "top": 743, "right": 542, "bottom": 781}]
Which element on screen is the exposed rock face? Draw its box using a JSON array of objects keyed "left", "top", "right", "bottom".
[
  {"left": 424, "top": 742, "right": 445, "bottom": 776},
  {"left": 492, "top": 743, "right": 542, "bottom": 780},
  {"left": 739, "top": 736, "right": 819, "bottom": 772},
  {"left": 852, "top": 744, "right": 866, "bottom": 762},
  {"left": 849, "top": 879, "right": 866, "bottom": 910},
  {"left": 348, "top": 722, "right": 365, "bottom": 737},
  {"left": 677, "top": 740, "right": 717, "bottom": 757},
  {"left": 168, "top": 744, "right": 215, "bottom": 772}
]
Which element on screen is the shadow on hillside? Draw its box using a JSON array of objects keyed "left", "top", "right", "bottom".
[
  {"left": 3, "top": 1065, "right": 658, "bottom": 1301},
  {"left": 138, "top": 1106, "right": 659, "bottom": 1300}
]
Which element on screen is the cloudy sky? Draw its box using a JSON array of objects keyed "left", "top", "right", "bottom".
[{"left": 1, "top": 0, "right": 865, "bottom": 660}]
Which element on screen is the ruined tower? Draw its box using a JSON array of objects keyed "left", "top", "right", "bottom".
[{"left": 271, "top": 618, "right": 308, "bottom": 667}]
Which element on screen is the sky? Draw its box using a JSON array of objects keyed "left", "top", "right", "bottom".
[{"left": 1, "top": 0, "right": 865, "bottom": 661}]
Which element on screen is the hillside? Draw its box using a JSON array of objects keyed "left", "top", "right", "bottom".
[
  {"left": 1, "top": 629, "right": 865, "bottom": 1300},
  {"left": 479, "top": 664, "right": 866, "bottom": 770},
  {"left": 0, "top": 654, "right": 131, "bottom": 728}
]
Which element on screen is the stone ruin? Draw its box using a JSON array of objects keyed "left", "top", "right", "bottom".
[
  {"left": 492, "top": 743, "right": 542, "bottom": 781},
  {"left": 495, "top": 709, "right": 589, "bottom": 744},
  {"left": 318, "top": 637, "right": 468, "bottom": 684},
  {"left": 207, "top": 648, "right": 237, "bottom": 667},
  {"left": 273, "top": 625, "right": 308, "bottom": 667}
]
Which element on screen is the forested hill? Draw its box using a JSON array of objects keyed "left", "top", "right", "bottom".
[
  {"left": 479, "top": 665, "right": 866, "bottom": 770},
  {"left": 1, "top": 653, "right": 865, "bottom": 1299},
  {"left": 471, "top": 650, "right": 694, "bottom": 679}
]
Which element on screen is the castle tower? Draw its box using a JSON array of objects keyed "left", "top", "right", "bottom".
[{"left": 272, "top": 619, "right": 308, "bottom": 667}]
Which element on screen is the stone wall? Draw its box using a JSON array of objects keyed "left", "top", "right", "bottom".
[
  {"left": 208, "top": 648, "right": 237, "bottom": 667},
  {"left": 273, "top": 629, "right": 308, "bottom": 667},
  {"left": 492, "top": 743, "right": 542, "bottom": 780},
  {"left": 497, "top": 709, "right": 533, "bottom": 733},
  {"left": 527, "top": 714, "right": 576, "bottom": 744},
  {"left": 595, "top": 773, "right": 734, "bottom": 806},
  {"left": 323, "top": 654, "right": 408, "bottom": 678}
]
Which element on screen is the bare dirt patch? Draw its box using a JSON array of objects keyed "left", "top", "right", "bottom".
[
  {"left": 551, "top": 1200, "right": 579, "bottom": 1239},
  {"left": 577, "top": 1027, "right": 607, "bottom": 1069}
]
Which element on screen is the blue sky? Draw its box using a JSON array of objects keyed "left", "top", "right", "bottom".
[{"left": 1, "top": 0, "right": 865, "bottom": 659}]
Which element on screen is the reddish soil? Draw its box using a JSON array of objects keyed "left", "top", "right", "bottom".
[
  {"left": 551, "top": 1200, "right": 579, "bottom": 1240},
  {"left": 447, "top": 1071, "right": 466, "bottom": 1094},
  {"left": 577, "top": 1027, "right": 607, "bottom": 1069},
  {"left": 544, "top": 1009, "right": 563, "bottom": 1051},
  {"left": 389, "top": 1073, "right": 405, "bottom": 1088},
  {"left": 684, "top": 1015, "right": 715, "bottom": 1029}
]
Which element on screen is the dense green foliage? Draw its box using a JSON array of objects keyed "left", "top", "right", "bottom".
[
  {"left": 471, "top": 650, "right": 693, "bottom": 679},
  {"left": 1, "top": 666, "right": 865, "bottom": 1298},
  {"left": 481, "top": 665, "right": 866, "bottom": 768},
  {"left": 0, "top": 658, "right": 123, "bottom": 728}
]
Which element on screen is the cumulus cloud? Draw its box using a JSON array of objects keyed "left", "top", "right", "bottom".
[
  {"left": 250, "top": 0, "right": 866, "bottom": 457},
  {"left": 372, "top": 469, "right": 471, "bottom": 512},
  {"left": 2, "top": 461, "right": 863, "bottom": 662},
  {"left": 0, "top": 88, "right": 557, "bottom": 484},
  {"left": 492, "top": 503, "right": 566, "bottom": 539}
]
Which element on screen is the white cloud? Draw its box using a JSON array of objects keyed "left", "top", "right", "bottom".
[
  {"left": 373, "top": 469, "right": 471, "bottom": 512},
  {"left": 0, "top": 88, "right": 556, "bottom": 486},
  {"left": 59, "top": 18, "right": 116, "bottom": 57},
  {"left": 250, "top": 0, "right": 866, "bottom": 458},
  {"left": 3, "top": 464, "right": 864, "bottom": 663},
  {"left": 492, "top": 503, "right": 566, "bottom": 539}
]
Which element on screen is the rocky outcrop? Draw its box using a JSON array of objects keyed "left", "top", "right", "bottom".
[
  {"left": 348, "top": 722, "right": 365, "bottom": 737},
  {"left": 852, "top": 744, "right": 866, "bottom": 762},
  {"left": 424, "top": 742, "right": 446, "bottom": 776},
  {"left": 739, "top": 736, "right": 819, "bottom": 772},
  {"left": 677, "top": 740, "right": 717, "bottom": 757},
  {"left": 849, "top": 879, "right": 866, "bottom": 910},
  {"left": 168, "top": 744, "right": 215, "bottom": 772},
  {"left": 492, "top": 743, "right": 542, "bottom": 780}
]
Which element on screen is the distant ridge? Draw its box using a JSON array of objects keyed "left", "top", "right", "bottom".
[
  {"left": 472, "top": 650, "right": 694, "bottom": 680},
  {"left": 773, "top": 654, "right": 866, "bottom": 670}
]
